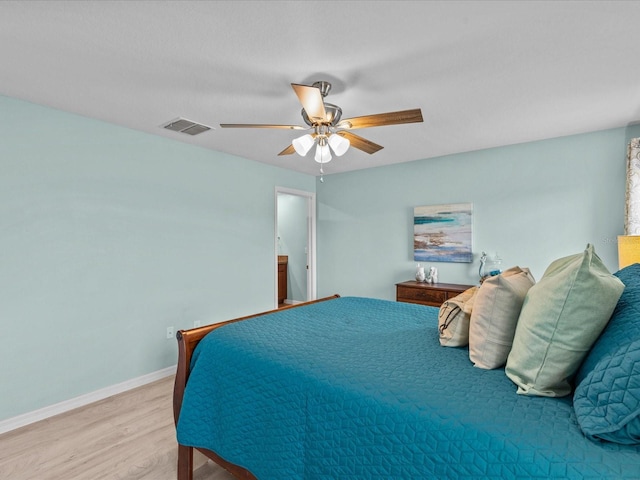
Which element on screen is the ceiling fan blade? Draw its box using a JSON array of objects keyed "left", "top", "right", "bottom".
[
  {"left": 337, "top": 131, "right": 384, "bottom": 155},
  {"left": 220, "top": 123, "right": 306, "bottom": 130},
  {"left": 291, "top": 83, "right": 327, "bottom": 123},
  {"left": 338, "top": 108, "right": 423, "bottom": 129},
  {"left": 278, "top": 144, "right": 296, "bottom": 156}
]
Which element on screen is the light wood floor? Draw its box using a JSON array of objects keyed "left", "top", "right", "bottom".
[{"left": 0, "top": 376, "right": 235, "bottom": 480}]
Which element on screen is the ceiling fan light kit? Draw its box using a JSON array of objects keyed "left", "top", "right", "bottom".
[
  {"left": 220, "top": 80, "right": 424, "bottom": 177},
  {"left": 293, "top": 123, "right": 350, "bottom": 164}
]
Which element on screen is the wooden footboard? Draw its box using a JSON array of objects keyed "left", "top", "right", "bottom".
[{"left": 173, "top": 295, "right": 340, "bottom": 480}]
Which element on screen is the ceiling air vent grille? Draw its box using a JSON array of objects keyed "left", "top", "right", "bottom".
[{"left": 162, "top": 118, "right": 212, "bottom": 135}]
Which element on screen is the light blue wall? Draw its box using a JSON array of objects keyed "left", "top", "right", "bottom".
[
  {"left": 0, "top": 95, "right": 315, "bottom": 421},
  {"left": 317, "top": 125, "right": 640, "bottom": 300},
  {"left": 3, "top": 91, "right": 638, "bottom": 423}
]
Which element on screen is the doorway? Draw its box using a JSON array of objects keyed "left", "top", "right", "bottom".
[{"left": 275, "top": 187, "right": 316, "bottom": 308}]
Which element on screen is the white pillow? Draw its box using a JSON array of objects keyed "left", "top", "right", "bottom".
[{"left": 468, "top": 266, "right": 535, "bottom": 369}]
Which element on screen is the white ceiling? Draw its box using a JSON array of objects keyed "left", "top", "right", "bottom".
[{"left": 1, "top": 1, "right": 640, "bottom": 176}]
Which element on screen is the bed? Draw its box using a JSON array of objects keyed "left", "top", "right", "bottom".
[{"left": 173, "top": 262, "right": 640, "bottom": 480}]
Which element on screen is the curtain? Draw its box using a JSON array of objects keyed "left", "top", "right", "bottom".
[{"left": 625, "top": 137, "right": 640, "bottom": 235}]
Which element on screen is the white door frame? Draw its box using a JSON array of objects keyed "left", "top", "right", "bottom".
[{"left": 274, "top": 187, "right": 317, "bottom": 308}]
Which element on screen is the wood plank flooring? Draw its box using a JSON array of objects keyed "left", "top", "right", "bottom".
[{"left": 0, "top": 376, "right": 235, "bottom": 480}]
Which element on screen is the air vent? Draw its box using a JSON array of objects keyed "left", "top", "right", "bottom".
[{"left": 162, "top": 118, "right": 212, "bottom": 136}]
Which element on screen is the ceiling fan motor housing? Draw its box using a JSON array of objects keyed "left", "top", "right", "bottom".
[{"left": 302, "top": 103, "right": 342, "bottom": 127}]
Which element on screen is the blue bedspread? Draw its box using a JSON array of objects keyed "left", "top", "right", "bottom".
[{"left": 177, "top": 297, "right": 640, "bottom": 479}]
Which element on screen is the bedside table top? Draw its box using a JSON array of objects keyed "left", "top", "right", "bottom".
[{"left": 395, "top": 281, "right": 475, "bottom": 291}]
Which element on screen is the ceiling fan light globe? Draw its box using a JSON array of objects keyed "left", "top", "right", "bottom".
[
  {"left": 328, "top": 134, "right": 350, "bottom": 156},
  {"left": 292, "top": 134, "right": 315, "bottom": 156},
  {"left": 314, "top": 144, "right": 332, "bottom": 163}
]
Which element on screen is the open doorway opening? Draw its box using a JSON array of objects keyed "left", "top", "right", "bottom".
[{"left": 275, "top": 187, "right": 316, "bottom": 308}]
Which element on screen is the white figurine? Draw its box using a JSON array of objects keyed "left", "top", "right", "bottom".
[{"left": 428, "top": 266, "right": 438, "bottom": 284}]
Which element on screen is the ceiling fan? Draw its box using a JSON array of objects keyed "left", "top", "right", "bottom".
[{"left": 220, "top": 81, "right": 423, "bottom": 176}]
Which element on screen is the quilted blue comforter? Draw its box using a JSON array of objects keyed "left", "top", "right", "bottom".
[{"left": 177, "top": 297, "right": 640, "bottom": 479}]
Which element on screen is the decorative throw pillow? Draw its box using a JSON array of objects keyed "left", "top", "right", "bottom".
[
  {"left": 438, "top": 286, "right": 479, "bottom": 347},
  {"left": 573, "top": 263, "right": 640, "bottom": 444},
  {"left": 505, "top": 244, "right": 624, "bottom": 397},
  {"left": 468, "top": 266, "right": 535, "bottom": 369}
]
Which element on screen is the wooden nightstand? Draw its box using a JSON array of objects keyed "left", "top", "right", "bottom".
[{"left": 396, "top": 281, "right": 475, "bottom": 307}]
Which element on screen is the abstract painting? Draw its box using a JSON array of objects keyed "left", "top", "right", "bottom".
[{"left": 414, "top": 203, "right": 473, "bottom": 263}]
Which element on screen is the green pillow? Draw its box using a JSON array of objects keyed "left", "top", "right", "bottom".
[{"left": 505, "top": 244, "right": 624, "bottom": 397}]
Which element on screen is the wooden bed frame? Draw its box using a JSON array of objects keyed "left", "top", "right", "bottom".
[{"left": 172, "top": 295, "right": 340, "bottom": 480}]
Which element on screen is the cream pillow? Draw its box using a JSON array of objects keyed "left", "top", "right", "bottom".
[
  {"left": 468, "top": 267, "right": 535, "bottom": 369},
  {"left": 505, "top": 244, "right": 625, "bottom": 397},
  {"left": 438, "top": 286, "right": 479, "bottom": 347}
]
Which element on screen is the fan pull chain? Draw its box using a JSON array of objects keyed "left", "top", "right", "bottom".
[{"left": 320, "top": 163, "right": 324, "bottom": 183}]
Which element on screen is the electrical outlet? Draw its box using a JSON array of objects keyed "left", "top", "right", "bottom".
[
  {"left": 193, "top": 320, "right": 202, "bottom": 328},
  {"left": 166, "top": 326, "right": 174, "bottom": 339}
]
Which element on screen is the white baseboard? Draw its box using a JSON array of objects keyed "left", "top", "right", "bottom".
[{"left": 0, "top": 365, "right": 176, "bottom": 435}]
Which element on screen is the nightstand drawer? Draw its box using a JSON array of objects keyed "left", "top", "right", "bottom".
[
  {"left": 397, "top": 287, "right": 446, "bottom": 305},
  {"left": 395, "top": 281, "right": 475, "bottom": 308}
]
